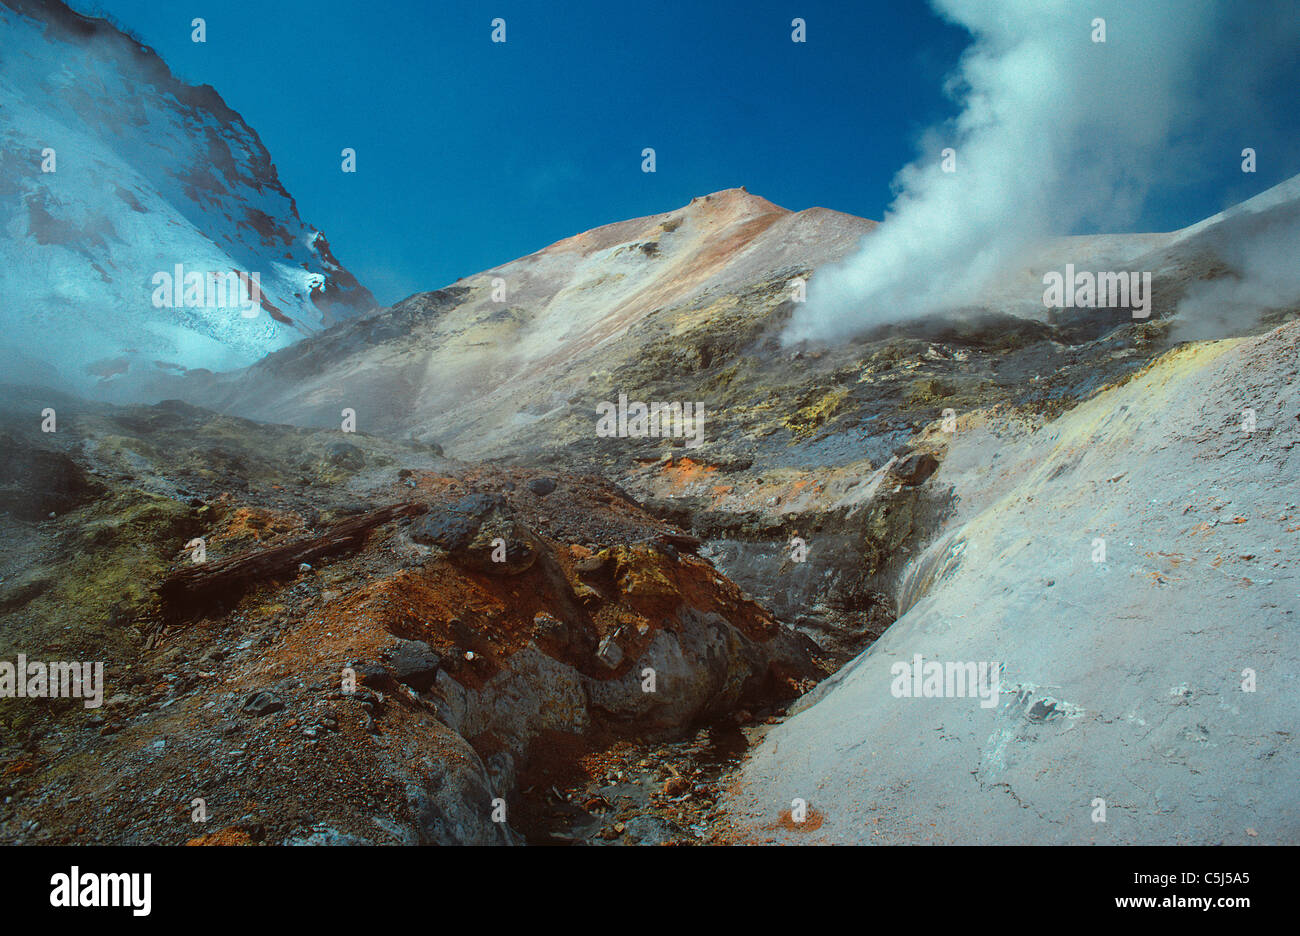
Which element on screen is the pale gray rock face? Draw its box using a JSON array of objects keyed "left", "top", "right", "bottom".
[
  {"left": 583, "top": 610, "right": 773, "bottom": 732},
  {"left": 725, "top": 321, "right": 1300, "bottom": 844},
  {"left": 433, "top": 645, "right": 592, "bottom": 761},
  {"left": 0, "top": 1, "right": 374, "bottom": 395},
  {"left": 399, "top": 729, "right": 514, "bottom": 847}
]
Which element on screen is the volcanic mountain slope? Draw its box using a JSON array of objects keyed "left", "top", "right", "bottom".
[
  {"left": 163, "top": 175, "right": 1299, "bottom": 846},
  {"left": 5, "top": 146, "right": 1294, "bottom": 843},
  {"left": 724, "top": 317, "right": 1300, "bottom": 844},
  {"left": 199, "top": 173, "right": 1300, "bottom": 469},
  {"left": 179, "top": 186, "right": 876, "bottom": 451},
  {"left": 0, "top": 0, "right": 374, "bottom": 394},
  {"left": 0, "top": 389, "right": 820, "bottom": 845},
  {"left": 177, "top": 176, "right": 1300, "bottom": 654},
  {"left": 979, "top": 173, "right": 1300, "bottom": 338}
]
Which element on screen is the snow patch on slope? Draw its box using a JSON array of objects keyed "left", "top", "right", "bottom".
[{"left": 0, "top": 0, "right": 374, "bottom": 393}]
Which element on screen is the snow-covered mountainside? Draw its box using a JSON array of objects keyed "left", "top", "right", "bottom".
[{"left": 0, "top": 0, "right": 374, "bottom": 393}]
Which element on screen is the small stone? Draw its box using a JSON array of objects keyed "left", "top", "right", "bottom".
[
  {"left": 241, "top": 691, "right": 285, "bottom": 716},
  {"left": 595, "top": 635, "right": 623, "bottom": 669},
  {"left": 532, "top": 612, "right": 568, "bottom": 642},
  {"left": 663, "top": 776, "right": 690, "bottom": 797},
  {"left": 527, "top": 477, "right": 558, "bottom": 497}
]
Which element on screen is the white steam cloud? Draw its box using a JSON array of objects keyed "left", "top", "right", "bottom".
[
  {"left": 1172, "top": 195, "right": 1300, "bottom": 342},
  {"left": 785, "top": 0, "right": 1300, "bottom": 345}
]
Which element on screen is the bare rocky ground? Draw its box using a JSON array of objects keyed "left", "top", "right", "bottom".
[
  {"left": 157, "top": 182, "right": 1299, "bottom": 665},
  {"left": 3, "top": 180, "right": 1298, "bottom": 846},
  {"left": 0, "top": 392, "right": 822, "bottom": 845}
]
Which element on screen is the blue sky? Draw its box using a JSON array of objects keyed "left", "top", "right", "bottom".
[{"left": 86, "top": 0, "right": 1299, "bottom": 306}]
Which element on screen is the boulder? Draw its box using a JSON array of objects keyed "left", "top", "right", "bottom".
[
  {"left": 890, "top": 451, "right": 940, "bottom": 486},
  {"left": 527, "top": 477, "right": 557, "bottom": 497},
  {"left": 409, "top": 493, "right": 538, "bottom": 573},
  {"left": 383, "top": 639, "right": 441, "bottom": 691}
]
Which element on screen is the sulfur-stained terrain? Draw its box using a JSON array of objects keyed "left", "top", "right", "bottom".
[
  {"left": 2, "top": 171, "right": 1298, "bottom": 844},
  {"left": 726, "top": 319, "right": 1300, "bottom": 844},
  {"left": 0, "top": 390, "right": 821, "bottom": 844},
  {"left": 3, "top": 0, "right": 1299, "bottom": 853}
]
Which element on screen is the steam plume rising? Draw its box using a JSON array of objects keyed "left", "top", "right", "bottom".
[{"left": 784, "top": 0, "right": 1300, "bottom": 345}]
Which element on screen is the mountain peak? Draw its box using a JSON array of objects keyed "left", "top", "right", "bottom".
[{"left": 685, "top": 186, "right": 787, "bottom": 216}]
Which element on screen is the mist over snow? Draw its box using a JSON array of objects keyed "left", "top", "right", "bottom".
[
  {"left": 0, "top": 1, "right": 373, "bottom": 396},
  {"left": 784, "top": 0, "right": 1300, "bottom": 346}
]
